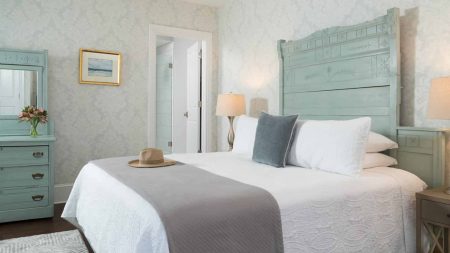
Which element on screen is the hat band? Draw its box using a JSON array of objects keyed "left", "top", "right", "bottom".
[{"left": 140, "top": 158, "right": 164, "bottom": 165}]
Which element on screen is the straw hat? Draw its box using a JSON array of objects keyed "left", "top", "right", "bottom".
[{"left": 128, "top": 148, "right": 176, "bottom": 168}]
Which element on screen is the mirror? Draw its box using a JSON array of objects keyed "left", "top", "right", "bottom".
[{"left": 0, "top": 69, "right": 38, "bottom": 116}]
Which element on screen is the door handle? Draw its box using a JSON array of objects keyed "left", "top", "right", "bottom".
[
  {"left": 32, "top": 173, "right": 44, "bottom": 180},
  {"left": 184, "top": 112, "right": 189, "bottom": 118}
]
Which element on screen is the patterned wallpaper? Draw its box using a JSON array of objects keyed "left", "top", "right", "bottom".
[
  {"left": 217, "top": 0, "right": 450, "bottom": 150},
  {"left": 0, "top": 0, "right": 217, "bottom": 184},
  {"left": 2, "top": 0, "right": 450, "bottom": 184}
]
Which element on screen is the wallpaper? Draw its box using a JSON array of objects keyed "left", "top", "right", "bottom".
[
  {"left": 217, "top": 0, "right": 450, "bottom": 151},
  {"left": 2, "top": 0, "right": 450, "bottom": 186},
  {"left": 0, "top": 0, "right": 217, "bottom": 185}
]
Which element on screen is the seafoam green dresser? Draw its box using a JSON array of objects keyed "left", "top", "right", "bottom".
[{"left": 0, "top": 48, "right": 56, "bottom": 223}]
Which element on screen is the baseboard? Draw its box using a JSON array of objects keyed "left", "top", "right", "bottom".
[{"left": 54, "top": 183, "right": 73, "bottom": 204}]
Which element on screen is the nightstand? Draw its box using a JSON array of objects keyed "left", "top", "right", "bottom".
[
  {"left": 416, "top": 188, "right": 450, "bottom": 253},
  {"left": 397, "top": 127, "right": 449, "bottom": 188}
]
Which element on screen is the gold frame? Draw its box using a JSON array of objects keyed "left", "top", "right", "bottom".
[{"left": 79, "top": 48, "right": 121, "bottom": 86}]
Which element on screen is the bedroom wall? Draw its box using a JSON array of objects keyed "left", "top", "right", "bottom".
[
  {"left": 0, "top": 0, "right": 217, "bottom": 199},
  {"left": 217, "top": 0, "right": 450, "bottom": 151}
]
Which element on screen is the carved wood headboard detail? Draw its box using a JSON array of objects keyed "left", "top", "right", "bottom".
[{"left": 278, "top": 8, "right": 400, "bottom": 140}]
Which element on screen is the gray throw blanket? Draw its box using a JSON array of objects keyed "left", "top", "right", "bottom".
[{"left": 92, "top": 157, "right": 284, "bottom": 253}]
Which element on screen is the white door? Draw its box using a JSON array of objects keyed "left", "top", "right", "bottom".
[
  {"left": 0, "top": 70, "right": 24, "bottom": 115},
  {"left": 186, "top": 42, "right": 201, "bottom": 153}
]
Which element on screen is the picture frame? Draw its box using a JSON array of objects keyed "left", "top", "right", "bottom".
[{"left": 79, "top": 48, "right": 121, "bottom": 86}]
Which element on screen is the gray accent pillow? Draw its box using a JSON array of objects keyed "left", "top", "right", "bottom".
[{"left": 252, "top": 112, "right": 298, "bottom": 167}]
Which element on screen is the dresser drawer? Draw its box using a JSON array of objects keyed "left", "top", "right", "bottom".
[
  {"left": 0, "top": 187, "right": 49, "bottom": 211},
  {"left": 422, "top": 199, "right": 450, "bottom": 225},
  {"left": 0, "top": 146, "right": 49, "bottom": 167},
  {"left": 0, "top": 166, "right": 49, "bottom": 188}
]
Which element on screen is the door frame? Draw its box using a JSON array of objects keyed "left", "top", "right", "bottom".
[{"left": 148, "top": 24, "right": 213, "bottom": 152}]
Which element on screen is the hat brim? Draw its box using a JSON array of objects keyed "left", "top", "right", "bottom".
[{"left": 128, "top": 159, "right": 177, "bottom": 168}]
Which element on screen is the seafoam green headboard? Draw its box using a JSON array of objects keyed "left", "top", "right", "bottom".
[{"left": 278, "top": 8, "right": 400, "bottom": 140}]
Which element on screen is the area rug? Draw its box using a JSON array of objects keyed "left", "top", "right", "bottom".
[{"left": 0, "top": 230, "right": 88, "bottom": 253}]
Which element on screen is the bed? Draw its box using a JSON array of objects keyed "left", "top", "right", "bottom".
[
  {"left": 63, "top": 152, "right": 425, "bottom": 253},
  {"left": 63, "top": 8, "right": 431, "bottom": 253}
]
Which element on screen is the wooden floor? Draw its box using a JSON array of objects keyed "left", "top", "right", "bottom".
[{"left": 0, "top": 203, "right": 93, "bottom": 252}]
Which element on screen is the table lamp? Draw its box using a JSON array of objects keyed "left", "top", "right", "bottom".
[
  {"left": 427, "top": 77, "right": 450, "bottom": 193},
  {"left": 216, "top": 93, "right": 246, "bottom": 151}
]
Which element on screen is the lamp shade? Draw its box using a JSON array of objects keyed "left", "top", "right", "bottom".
[
  {"left": 428, "top": 77, "right": 450, "bottom": 119},
  {"left": 216, "top": 93, "right": 246, "bottom": 116}
]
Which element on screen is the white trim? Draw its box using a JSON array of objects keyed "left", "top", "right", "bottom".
[
  {"left": 148, "top": 24, "right": 213, "bottom": 152},
  {"left": 54, "top": 183, "right": 73, "bottom": 204}
]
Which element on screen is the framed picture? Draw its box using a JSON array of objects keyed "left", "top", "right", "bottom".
[{"left": 79, "top": 48, "right": 121, "bottom": 86}]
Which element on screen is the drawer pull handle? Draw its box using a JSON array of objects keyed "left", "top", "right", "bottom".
[
  {"left": 33, "top": 152, "right": 44, "bottom": 158},
  {"left": 32, "top": 173, "right": 44, "bottom": 180},
  {"left": 32, "top": 195, "right": 44, "bottom": 201},
  {"left": 447, "top": 214, "right": 450, "bottom": 218}
]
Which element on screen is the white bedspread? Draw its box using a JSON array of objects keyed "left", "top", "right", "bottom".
[{"left": 62, "top": 152, "right": 426, "bottom": 253}]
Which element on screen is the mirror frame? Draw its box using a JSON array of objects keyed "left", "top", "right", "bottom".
[
  {"left": 0, "top": 64, "right": 43, "bottom": 119},
  {"left": 0, "top": 48, "right": 48, "bottom": 136}
]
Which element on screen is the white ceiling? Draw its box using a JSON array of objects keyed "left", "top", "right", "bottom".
[{"left": 181, "top": 0, "right": 226, "bottom": 7}]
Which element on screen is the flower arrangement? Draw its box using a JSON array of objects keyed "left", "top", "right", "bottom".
[{"left": 18, "top": 106, "right": 48, "bottom": 137}]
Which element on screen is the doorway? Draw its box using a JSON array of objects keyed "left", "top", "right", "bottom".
[
  {"left": 155, "top": 36, "right": 202, "bottom": 153},
  {"left": 149, "top": 25, "right": 212, "bottom": 154}
]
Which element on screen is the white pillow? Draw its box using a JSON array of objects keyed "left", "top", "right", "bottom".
[
  {"left": 366, "top": 132, "right": 398, "bottom": 153},
  {"left": 232, "top": 115, "right": 258, "bottom": 155},
  {"left": 287, "top": 120, "right": 307, "bottom": 164},
  {"left": 363, "top": 153, "right": 398, "bottom": 169},
  {"left": 289, "top": 117, "right": 371, "bottom": 175}
]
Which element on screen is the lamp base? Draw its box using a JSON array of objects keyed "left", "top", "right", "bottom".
[{"left": 227, "top": 116, "right": 235, "bottom": 151}]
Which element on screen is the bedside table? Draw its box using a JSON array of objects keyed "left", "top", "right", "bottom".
[
  {"left": 416, "top": 188, "right": 450, "bottom": 253},
  {"left": 397, "top": 127, "right": 449, "bottom": 188}
]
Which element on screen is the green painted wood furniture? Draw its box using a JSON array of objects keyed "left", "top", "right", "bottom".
[
  {"left": 397, "top": 127, "right": 449, "bottom": 188},
  {"left": 278, "top": 8, "right": 401, "bottom": 140},
  {"left": 0, "top": 48, "right": 55, "bottom": 223},
  {"left": 278, "top": 8, "right": 448, "bottom": 188}
]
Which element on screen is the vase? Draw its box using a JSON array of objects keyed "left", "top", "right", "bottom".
[{"left": 30, "top": 121, "right": 39, "bottom": 137}]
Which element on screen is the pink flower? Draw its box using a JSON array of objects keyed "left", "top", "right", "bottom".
[{"left": 18, "top": 106, "right": 48, "bottom": 124}]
